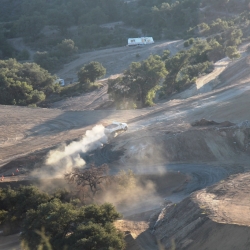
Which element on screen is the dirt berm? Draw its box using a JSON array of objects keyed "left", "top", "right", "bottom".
[
  {"left": 153, "top": 172, "right": 250, "bottom": 250},
  {"left": 102, "top": 121, "right": 250, "bottom": 166}
]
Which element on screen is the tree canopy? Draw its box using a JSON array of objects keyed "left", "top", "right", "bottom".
[
  {"left": 108, "top": 55, "right": 167, "bottom": 108},
  {"left": 0, "top": 59, "right": 59, "bottom": 106},
  {"left": 78, "top": 61, "right": 106, "bottom": 85},
  {"left": 22, "top": 200, "right": 124, "bottom": 250},
  {"left": 0, "top": 185, "right": 125, "bottom": 250}
]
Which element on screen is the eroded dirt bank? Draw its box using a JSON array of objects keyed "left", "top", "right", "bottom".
[
  {"left": 100, "top": 122, "right": 250, "bottom": 167},
  {"left": 152, "top": 172, "right": 250, "bottom": 250}
]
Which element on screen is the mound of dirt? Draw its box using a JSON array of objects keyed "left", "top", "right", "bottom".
[
  {"left": 153, "top": 172, "right": 250, "bottom": 250},
  {"left": 124, "top": 232, "right": 142, "bottom": 250},
  {"left": 191, "top": 118, "right": 219, "bottom": 126},
  {"left": 191, "top": 118, "right": 235, "bottom": 127},
  {"left": 109, "top": 125, "right": 250, "bottom": 166}
]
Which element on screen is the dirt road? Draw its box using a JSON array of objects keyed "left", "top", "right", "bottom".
[
  {"left": 2, "top": 55, "right": 250, "bottom": 167},
  {"left": 56, "top": 40, "right": 183, "bottom": 83}
]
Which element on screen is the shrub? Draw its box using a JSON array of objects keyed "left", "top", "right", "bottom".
[
  {"left": 184, "top": 40, "right": 189, "bottom": 47},
  {"left": 78, "top": 61, "right": 106, "bottom": 85}
]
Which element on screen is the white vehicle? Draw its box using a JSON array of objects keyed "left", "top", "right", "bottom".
[
  {"left": 55, "top": 78, "right": 65, "bottom": 86},
  {"left": 127, "top": 37, "right": 154, "bottom": 46},
  {"left": 105, "top": 122, "right": 128, "bottom": 136}
]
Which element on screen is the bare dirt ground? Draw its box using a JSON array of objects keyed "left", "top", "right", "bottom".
[
  {"left": 50, "top": 78, "right": 111, "bottom": 111},
  {"left": 0, "top": 233, "right": 21, "bottom": 250},
  {"left": 152, "top": 172, "right": 250, "bottom": 250},
  {"left": 56, "top": 40, "right": 183, "bottom": 84},
  {"left": 2, "top": 41, "right": 250, "bottom": 249},
  {"left": 195, "top": 172, "right": 250, "bottom": 226},
  {"left": 50, "top": 40, "right": 183, "bottom": 111}
]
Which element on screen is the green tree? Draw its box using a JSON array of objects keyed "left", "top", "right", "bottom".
[
  {"left": 34, "top": 51, "right": 59, "bottom": 71},
  {"left": 162, "top": 50, "right": 171, "bottom": 60},
  {"left": 0, "top": 185, "right": 50, "bottom": 234},
  {"left": 17, "top": 15, "right": 44, "bottom": 39},
  {"left": 0, "top": 59, "right": 57, "bottom": 105},
  {"left": 78, "top": 61, "right": 106, "bottom": 85},
  {"left": 79, "top": 7, "right": 108, "bottom": 25},
  {"left": 108, "top": 55, "right": 167, "bottom": 108},
  {"left": 226, "top": 46, "right": 241, "bottom": 60},
  {"left": 46, "top": 9, "right": 74, "bottom": 35},
  {"left": 21, "top": 200, "right": 125, "bottom": 250},
  {"left": 0, "top": 30, "right": 16, "bottom": 59},
  {"left": 55, "top": 39, "right": 78, "bottom": 58}
]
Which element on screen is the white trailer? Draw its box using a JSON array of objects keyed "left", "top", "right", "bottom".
[{"left": 127, "top": 37, "right": 154, "bottom": 46}]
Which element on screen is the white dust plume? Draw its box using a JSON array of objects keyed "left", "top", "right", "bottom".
[{"left": 32, "top": 125, "right": 107, "bottom": 178}]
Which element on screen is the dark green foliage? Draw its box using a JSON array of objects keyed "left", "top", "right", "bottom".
[
  {"left": 67, "top": 222, "right": 124, "bottom": 250},
  {"left": 16, "top": 15, "right": 45, "bottom": 39},
  {"left": 34, "top": 51, "right": 60, "bottom": 72},
  {"left": 108, "top": 55, "right": 167, "bottom": 108},
  {"left": 0, "top": 0, "right": 249, "bottom": 56},
  {"left": 0, "top": 185, "right": 50, "bottom": 234},
  {"left": 164, "top": 39, "right": 216, "bottom": 95},
  {"left": 17, "top": 49, "right": 30, "bottom": 61},
  {"left": 188, "top": 38, "right": 195, "bottom": 45},
  {"left": 55, "top": 39, "right": 78, "bottom": 58},
  {"left": 0, "top": 59, "right": 58, "bottom": 105},
  {"left": 162, "top": 50, "right": 171, "bottom": 61},
  {"left": 0, "top": 30, "right": 17, "bottom": 59},
  {"left": 78, "top": 61, "right": 106, "bottom": 85},
  {"left": 184, "top": 40, "right": 190, "bottom": 47},
  {"left": 0, "top": 185, "right": 125, "bottom": 249},
  {"left": 22, "top": 199, "right": 124, "bottom": 250},
  {"left": 226, "top": 46, "right": 241, "bottom": 59},
  {"left": 34, "top": 39, "right": 78, "bottom": 72}
]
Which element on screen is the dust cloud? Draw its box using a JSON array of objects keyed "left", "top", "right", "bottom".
[
  {"left": 32, "top": 125, "right": 107, "bottom": 178},
  {"left": 98, "top": 171, "right": 162, "bottom": 213}
]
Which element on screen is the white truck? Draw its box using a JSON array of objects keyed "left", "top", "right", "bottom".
[
  {"left": 127, "top": 37, "right": 154, "bottom": 46},
  {"left": 105, "top": 122, "right": 128, "bottom": 137}
]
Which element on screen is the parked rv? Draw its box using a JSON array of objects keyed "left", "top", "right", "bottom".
[{"left": 127, "top": 37, "right": 154, "bottom": 46}]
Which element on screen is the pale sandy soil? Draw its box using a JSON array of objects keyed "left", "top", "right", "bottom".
[
  {"left": 195, "top": 172, "right": 250, "bottom": 226},
  {"left": 56, "top": 40, "right": 183, "bottom": 84}
]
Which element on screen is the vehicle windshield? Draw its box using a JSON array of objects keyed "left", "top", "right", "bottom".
[{"left": 105, "top": 124, "right": 118, "bottom": 129}]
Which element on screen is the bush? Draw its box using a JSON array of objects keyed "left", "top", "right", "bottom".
[
  {"left": 184, "top": 40, "right": 189, "bottom": 47},
  {"left": 22, "top": 199, "right": 125, "bottom": 249},
  {"left": 78, "top": 61, "right": 106, "bottom": 85},
  {"left": 55, "top": 39, "right": 78, "bottom": 58},
  {"left": 0, "top": 185, "right": 51, "bottom": 234},
  {"left": 17, "top": 49, "right": 30, "bottom": 61},
  {"left": 226, "top": 46, "right": 241, "bottom": 60},
  {"left": 34, "top": 51, "right": 60, "bottom": 71},
  {"left": 188, "top": 38, "right": 195, "bottom": 45},
  {"left": 0, "top": 58, "right": 57, "bottom": 106},
  {"left": 0, "top": 185, "right": 125, "bottom": 249}
]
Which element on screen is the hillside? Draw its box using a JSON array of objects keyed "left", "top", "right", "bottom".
[
  {"left": 2, "top": 0, "right": 250, "bottom": 249},
  {"left": 153, "top": 172, "right": 250, "bottom": 250}
]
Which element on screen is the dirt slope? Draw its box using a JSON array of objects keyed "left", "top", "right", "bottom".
[
  {"left": 153, "top": 172, "right": 250, "bottom": 250},
  {"left": 56, "top": 40, "right": 183, "bottom": 83},
  {"left": 50, "top": 40, "right": 184, "bottom": 111},
  {"left": 110, "top": 124, "right": 250, "bottom": 166}
]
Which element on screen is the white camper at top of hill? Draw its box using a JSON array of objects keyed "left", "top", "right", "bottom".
[{"left": 127, "top": 37, "right": 154, "bottom": 46}]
